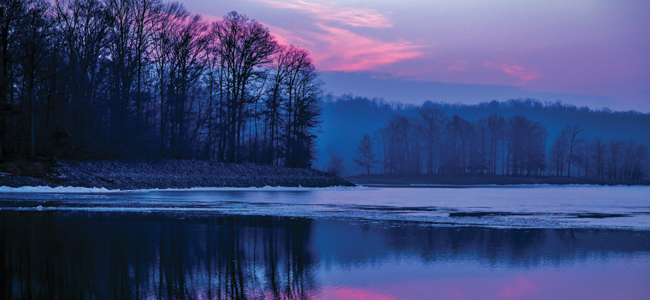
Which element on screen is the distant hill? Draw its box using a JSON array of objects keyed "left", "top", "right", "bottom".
[{"left": 315, "top": 95, "right": 650, "bottom": 175}]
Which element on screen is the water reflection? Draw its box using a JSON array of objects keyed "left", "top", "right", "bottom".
[
  {"left": 1, "top": 212, "right": 315, "bottom": 299},
  {"left": 1, "top": 211, "right": 649, "bottom": 299}
]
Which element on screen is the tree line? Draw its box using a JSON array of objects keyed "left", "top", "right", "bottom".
[
  {"left": 549, "top": 125, "right": 648, "bottom": 180},
  {"left": 350, "top": 104, "right": 649, "bottom": 179},
  {"left": 1, "top": 0, "right": 322, "bottom": 168}
]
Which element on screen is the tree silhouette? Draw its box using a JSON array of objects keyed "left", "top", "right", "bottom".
[
  {"left": 486, "top": 114, "right": 506, "bottom": 175},
  {"left": 590, "top": 138, "right": 606, "bottom": 178},
  {"left": 326, "top": 146, "right": 344, "bottom": 176},
  {"left": 353, "top": 134, "right": 377, "bottom": 174},
  {"left": 211, "top": 11, "right": 277, "bottom": 163},
  {"left": 417, "top": 105, "right": 446, "bottom": 174},
  {"left": 551, "top": 130, "right": 568, "bottom": 176},
  {"left": 0, "top": 2, "right": 324, "bottom": 168},
  {"left": 565, "top": 123, "right": 584, "bottom": 177},
  {"left": 383, "top": 114, "right": 411, "bottom": 174}
]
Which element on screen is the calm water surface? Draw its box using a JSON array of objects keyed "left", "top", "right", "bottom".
[{"left": 1, "top": 186, "right": 649, "bottom": 299}]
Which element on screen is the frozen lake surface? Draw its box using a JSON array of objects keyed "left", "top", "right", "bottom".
[{"left": 1, "top": 185, "right": 649, "bottom": 229}]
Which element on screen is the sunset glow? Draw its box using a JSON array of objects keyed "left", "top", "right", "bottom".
[
  {"left": 2, "top": 1, "right": 649, "bottom": 299},
  {"left": 186, "top": 0, "right": 650, "bottom": 111}
]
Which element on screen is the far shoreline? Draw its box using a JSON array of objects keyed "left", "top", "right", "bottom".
[{"left": 346, "top": 174, "right": 650, "bottom": 186}]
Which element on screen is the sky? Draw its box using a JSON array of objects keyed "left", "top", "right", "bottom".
[{"left": 183, "top": 0, "right": 650, "bottom": 112}]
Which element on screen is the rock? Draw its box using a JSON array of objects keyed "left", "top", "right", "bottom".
[
  {"left": 26, "top": 163, "right": 44, "bottom": 178},
  {"left": 4, "top": 163, "right": 22, "bottom": 175}
]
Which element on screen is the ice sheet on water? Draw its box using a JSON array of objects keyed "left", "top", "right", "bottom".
[
  {"left": 2, "top": 185, "right": 648, "bottom": 230},
  {"left": 154, "top": 185, "right": 375, "bottom": 192},
  {"left": 407, "top": 183, "right": 634, "bottom": 188}
]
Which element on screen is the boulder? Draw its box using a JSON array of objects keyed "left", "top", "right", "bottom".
[{"left": 26, "top": 162, "right": 45, "bottom": 178}]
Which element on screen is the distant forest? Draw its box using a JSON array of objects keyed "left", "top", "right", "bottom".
[
  {"left": 1, "top": 0, "right": 321, "bottom": 168},
  {"left": 319, "top": 96, "right": 650, "bottom": 180}
]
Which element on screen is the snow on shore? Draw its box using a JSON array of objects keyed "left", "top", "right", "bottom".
[{"left": 0, "top": 185, "right": 371, "bottom": 193}]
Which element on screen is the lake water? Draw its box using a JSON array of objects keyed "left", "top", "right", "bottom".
[{"left": 1, "top": 186, "right": 650, "bottom": 299}]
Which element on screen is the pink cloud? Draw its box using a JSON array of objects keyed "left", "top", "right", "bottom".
[
  {"left": 498, "top": 278, "right": 538, "bottom": 299},
  {"left": 446, "top": 60, "right": 469, "bottom": 72},
  {"left": 269, "top": 23, "right": 423, "bottom": 72},
  {"left": 485, "top": 62, "right": 541, "bottom": 83},
  {"left": 443, "top": 287, "right": 466, "bottom": 300},
  {"left": 200, "top": 14, "right": 221, "bottom": 24},
  {"left": 249, "top": 0, "right": 391, "bottom": 28},
  {"left": 319, "top": 286, "right": 396, "bottom": 300},
  {"left": 264, "top": 24, "right": 314, "bottom": 48},
  {"left": 200, "top": 7, "right": 421, "bottom": 73}
]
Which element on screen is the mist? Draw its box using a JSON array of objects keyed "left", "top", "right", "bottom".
[{"left": 315, "top": 95, "right": 650, "bottom": 177}]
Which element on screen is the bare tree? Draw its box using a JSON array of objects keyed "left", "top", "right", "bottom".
[
  {"left": 54, "top": 0, "right": 111, "bottom": 148},
  {"left": 211, "top": 11, "right": 277, "bottom": 162},
  {"left": 486, "top": 114, "right": 506, "bottom": 175},
  {"left": 150, "top": 2, "right": 186, "bottom": 155},
  {"left": 132, "top": 0, "right": 161, "bottom": 132},
  {"left": 104, "top": 0, "right": 161, "bottom": 145},
  {"left": 0, "top": 0, "right": 24, "bottom": 104},
  {"left": 382, "top": 114, "right": 411, "bottom": 174},
  {"left": 0, "top": 0, "right": 27, "bottom": 159},
  {"left": 590, "top": 137, "right": 606, "bottom": 178},
  {"left": 608, "top": 139, "right": 623, "bottom": 179},
  {"left": 353, "top": 133, "right": 377, "bottom": 174},
  {"left": 439, "top": 115, "right": 470, "bottom": 175},
  {"left": 372, "top": 131, "right": 384, "bottom": 174},
  {"left": 263, "top": 44, "right": 290, "bottom": 164},
  {"left": 14, "top": 0, "right": 53, "bottom": 157},
  {"left": 632, "top": 143, "right": 649, "bottom": 180},
  {"left": 326, "top": 146, "right": 344, "bottom": 176},
  {"left": 166, "top": 14, "right": 208, "bottom": 158},
  {"left": 583, "top": 141, "right": 589, "bottom": 177},
  {"left": 282, "top": 46, "right": 321, "bottom": 168},
  {"left": 508, "top": 115, "right": 546, "bottom": 176},
  {"left": 622, "top": 139, "right": 649, "bottom": 180},
  {"left": 551, "top": 130, "right": 568, "bottom": 176},
  {"left": 417, "top": 105, "right": 445, "bottom": 174},
  {"left": 564, "top": 123, "right": 584, "bottom": 177}
]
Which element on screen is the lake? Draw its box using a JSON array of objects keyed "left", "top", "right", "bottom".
[{"left": 1, "top": 186, "right": 649, "bottom": 299}]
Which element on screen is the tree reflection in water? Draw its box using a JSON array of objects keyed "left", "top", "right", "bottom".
[
  {"left": 1, "top": 212, "right": 315, "bottom": 299},
  {"left": 2, "top": 211, "right": 649, "bottom": 299}
]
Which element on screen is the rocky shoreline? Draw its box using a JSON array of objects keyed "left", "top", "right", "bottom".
[{"left": 0, "top": 160, "right": 355, "bottom": 190}]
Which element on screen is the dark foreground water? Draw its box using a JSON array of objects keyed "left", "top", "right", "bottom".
[{"left": 2, "top": 211, "right": 649, "bottom": 300}]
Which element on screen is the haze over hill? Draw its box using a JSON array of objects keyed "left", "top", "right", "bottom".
[{"left": 314, "top": 95, "right": 650, "bottom": 176}]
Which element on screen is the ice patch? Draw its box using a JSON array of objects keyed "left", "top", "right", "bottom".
[
  {"left": 0, "top": 186, "right": 121, "bottom": 193},
  {"left": 158, "top": 186, "right": 375, "bottom": 192},
  {"left": 0, "top": 185, "right": 373, "bottom": 194},
  {"left": 407, "top": 183, "right": 636, "bottom": 188}
]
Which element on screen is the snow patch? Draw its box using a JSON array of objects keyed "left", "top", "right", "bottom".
[
  {"left": 159, "top": 186, "right": 375, "bottom": 192},
  {"left": 0, "top": 185, "right": 373, "bottom": 194},
  {"left": 0, "top": 186, "right": 121, "bottom": 193}
]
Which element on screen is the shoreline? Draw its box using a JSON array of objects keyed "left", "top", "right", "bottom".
[
  {"left": 346, "top": 174, "right": 650, "bottom": 186},
  {"left": 0, "top": 159, "right": 355, "bottom": 190}
]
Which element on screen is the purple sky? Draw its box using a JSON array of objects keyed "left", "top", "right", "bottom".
[{"left": 185, "top": 0, "right": 650, "bottom": 112}]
